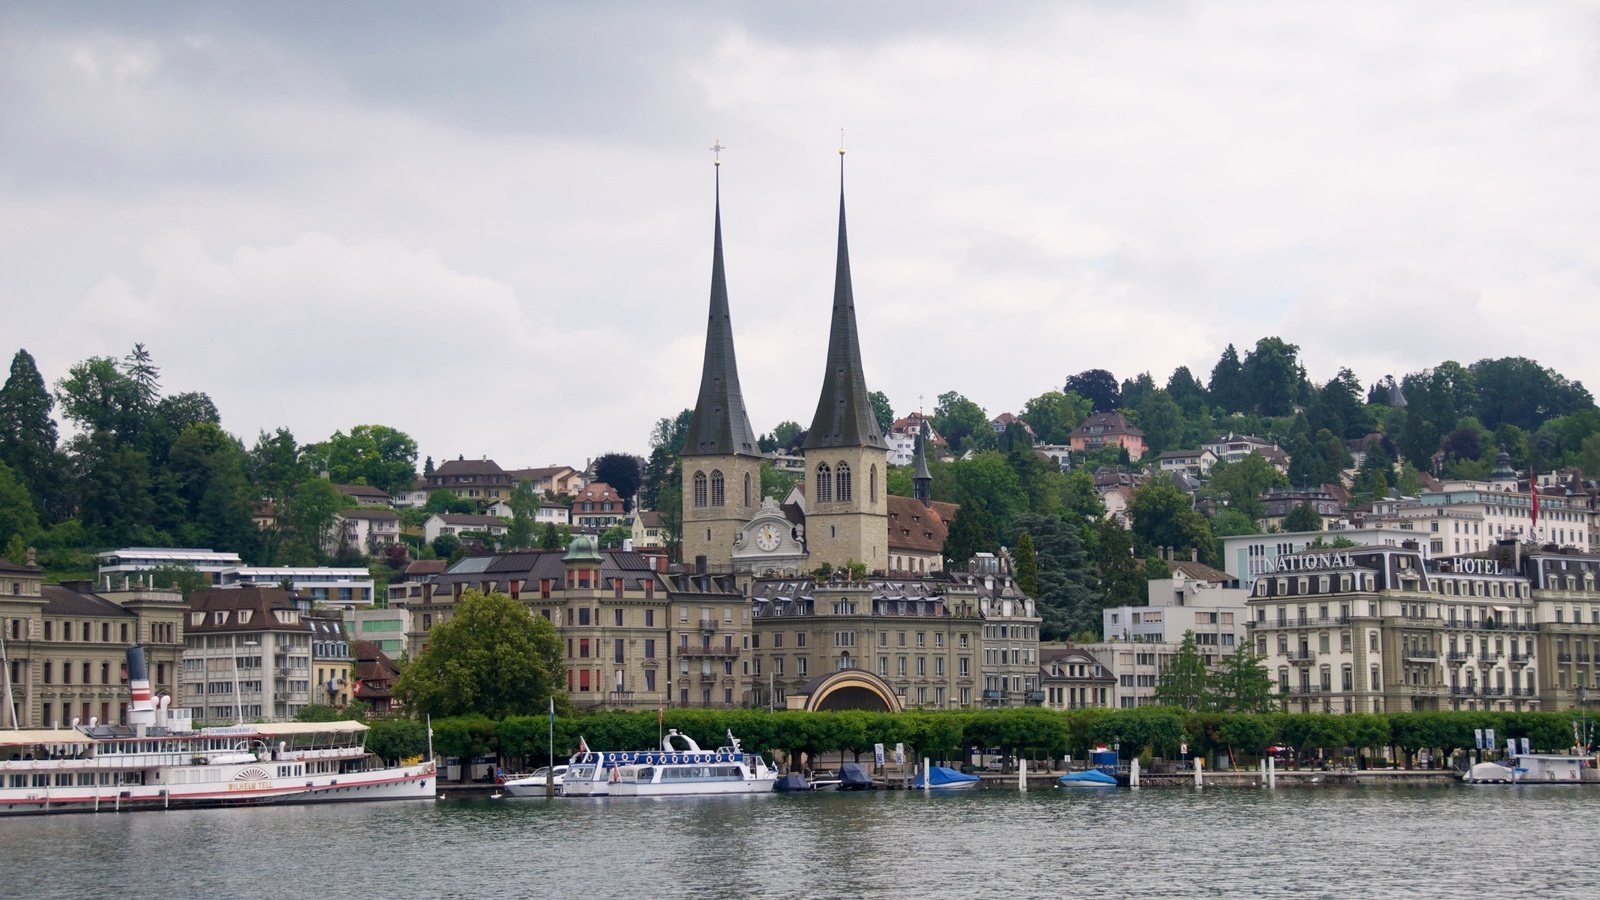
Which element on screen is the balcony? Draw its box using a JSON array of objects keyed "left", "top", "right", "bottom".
[
  {"left": 698, "top": 619, "right": 719, "bottom": 632},
  {"left": 1024, "top": 690, "right": 1045, "bottom": 703},
  {"left": 1446, "top": 652, "right": 1469, "bottom": 664},
  {"left": 678, "top": 644, "right": 740, "bottom": 659},
  {"left": 1284, "top": 650, "right": 1317, "bottom": 663},
  {"left": 697, "top": 672, "right": 721, "bottom": 683},
  {"left": 1558, "top": 653, "right": 1574, "bottom": 663},
  {"left": 1404, "top": 651, "right": 1438, "bottom": 663},
  {"left": 1510, "top": 653, "right": 1532, "bottom": 665},
  {"left": 981, "top": 689, "right": 1004, "bottom": 700},
  {"left": 1451, "top": 686, "right": 1477, "bottom": 696},
  {"left": 1511, "top": 687, "right": 1536, "bottom": 697}
]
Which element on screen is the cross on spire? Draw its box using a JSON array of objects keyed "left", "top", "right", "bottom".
[{"left": 710, "top": 139, "right": 725, "bottom": 166}]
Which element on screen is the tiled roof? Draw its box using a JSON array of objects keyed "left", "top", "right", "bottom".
[
  {"left": 433, "top": 513, "right": 508, "bottom": 528},
  {"left": 41, "top": 585, "right": 133, "bottom": 617},
  {"left": 335, "top": 484, "right": 390, "bottom": 499},
  {"left": 887, "top": 495, "right": 950, "bottom": 554},
  {"left": 1167, "top": 560, "right": 1234, "bottom": 583},
  {"left": 338, "top": 508, "right": 399, "bottom": 521},
  {"left": 433, "top": 459, "right": 506, "bottom": 477},
  {"left": 1069, "top": 411, "right": 1144, "bottom": 438},
  {"left": 0, "top": 559, "right": 39, "bottom": 574}
]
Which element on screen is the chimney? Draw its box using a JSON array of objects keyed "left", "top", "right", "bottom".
[
  {"left": 1190, "top": 548, "right": 1198, "bottom": 562},
  {"left": 26, "top": 546, "right": 36, "bottom": 566}
]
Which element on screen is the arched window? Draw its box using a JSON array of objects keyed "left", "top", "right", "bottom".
[
  {"left": 710, "top": 470, "right": 725, "bottom": 507},
  {"left": 816, "top": 463, "right": 833, "bottom": 503},
  {"left": 743, "top": 472, "right": 751, "bottom": 508},
  {"left": 870, "top": 464, "right": 878, "bottom": 503},
  {"left": 692, "top": 471, "right": 708, "bottom": 508},
  {"left": 836, "top": 462, "right": 852, "bottom": 501}
]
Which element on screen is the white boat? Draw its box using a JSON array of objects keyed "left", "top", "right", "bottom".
[
  {"left": 1463, "top": 754, "right": 1597, "bottom": 784},
  {"left": 0, "top": 647, "right": 435, "bottom": 815},
  {"left": 563, "top": 730, "right": 775, "bottom": 798},
  {"left": 503, "top": 765, "right": 568, "bottom": 797}
]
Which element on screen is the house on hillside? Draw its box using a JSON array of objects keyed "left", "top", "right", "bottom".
[
  {"left": 423, "top": 513, "right": 509, "bottom": 544},
  {"left": 1068, "top": 412, "right": 1146, "bottom": 461}
]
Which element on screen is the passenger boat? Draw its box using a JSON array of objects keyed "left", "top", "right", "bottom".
[
  {"left": 911, "top": 765, "right": 980, "bottom": 790},
  {"left": 564, "top": 730, "right": 776, "bottom": 797},
  {"left": 503, "top": 765, "right": 568, "bottom": 797},
  {"left": 0, "top": 647, "right": 434, "bottom": 815}
]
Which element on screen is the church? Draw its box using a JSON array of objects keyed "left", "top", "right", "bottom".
[{"left": 679, "top": 149, "right": 947, "bottom": 579}]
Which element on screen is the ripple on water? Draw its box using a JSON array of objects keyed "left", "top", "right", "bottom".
[{"left": 3, "top": 784, "right": 1599, "bottom": 899}]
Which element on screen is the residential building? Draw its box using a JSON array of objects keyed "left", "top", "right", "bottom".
[
  {"left": 1202, "top": 433, "right": 1283, "bottom": 467},
  {"left": 343, "top": 606, "right": 408, "bottom": 657},
  {"left": 406, "top": 541, "right": 746, "bottom": 711},
  {"left": 1, "top": 562, "right": 186, "bottom": 728},
  {"left": 334, "top": 483, "right": 393, "bottom": 508},
  {"left": 1036, "top": 443, "right": 1072, "bottom": 472},
  {"left": 307, "top": 612, "right": 352, "bottom": 708},
  {"left": 508, "top": 465, "right": 586, "bottom": 496},
  {"left": 1039, "top": 644, "right": 1115, "bottom": 711},
  {"left": 1260, "top": 487, "right": 1343, "bottom": 531},
  {"left": 970, "top": 553, "right": 1044, "bottom": 707},
  {"left": 182, "top": 587, "right": 314, "bottom": 722},
  {"left": 886, "top": 496, "right": 955, "bottom": 576},
  {"left": 571, "top": 483, "right": 629, "bottom": 531},
  {"left": 95, "top": 547, "right": 244, "bottom": 586},
  {"left": 386, "top": 559, "right": 446, "bottom": 606},
  {"left": 1068, "top": 412, "right": 1147, "bottom": 460},
  {"left": 631, "top": 510, "right": 668, "bottom": 551},
  {"left": 329, "top": 508, "right": 401, "bottom": 555},
  {"left": 425, "top": 457, "right": 515, "bottom": 501},
  {"left": 391, "top": 479, "right": 432, "bottom": 509},
  {"left": 423, "top": 513, "right": 509, "bottom": 545},
  {"left": 219, "top": 567, "right": 375, "bottom": 607},
  {"left": 1155, "top": 448, "right": 1217, "bottom": 478},
  {"left": 352, "top": 640, "right": 401, "bottom": 713},
  {"left": 1079, "top": 639, "right": 1182, "bottom": 708}
]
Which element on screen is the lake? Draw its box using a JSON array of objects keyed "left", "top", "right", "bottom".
[{"left": 3, "top": 784, "right": 1597, "bottom": 899}]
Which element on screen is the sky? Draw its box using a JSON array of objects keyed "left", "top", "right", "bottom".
[{"left": 4, "top": 2, "right": 1598, "bottom": 471}]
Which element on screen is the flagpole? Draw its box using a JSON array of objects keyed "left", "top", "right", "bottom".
[{"left": 547, "top": 697, "right": 555, "bottom": 799}]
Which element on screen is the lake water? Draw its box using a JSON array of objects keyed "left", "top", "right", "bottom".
[{"left": 4, "top": 784, "right": 1597, "bottom": 899}]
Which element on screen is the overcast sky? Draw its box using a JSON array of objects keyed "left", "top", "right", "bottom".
[{"left": 4, "top": 2, "right": 1598, "bottom": 470}]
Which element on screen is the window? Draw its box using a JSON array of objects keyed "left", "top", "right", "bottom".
[
  {"left": 615, "top": 609, "right": 624, "bottom": 626},
  {"left": 870, "top": 465, "right": 878, "bottom": 503},
  {"left": 614, "top": 639, "right": 624, "bottom": 664},
  {"left": 579, "top": 608, "right": 591, "bottom": 626},
  {"left": 836, "top": 462, "right": 852, "bottom": 501},
  {"left": 692, "top": 471, "right": 708, "bottom": 507},
  {"left": 710, "top": 470, "right": 725, "bottom": 507},
  {"left": 579, "top": 639, "right": 590, "bottom": 658},
  {"left": 816, "top": 464, "right": 833, "bottom": 503},
  {"left": 743, "top": 472, "right": 751, "bottom": 508},
  {"left": 644, "top": 639, "right": 655, "bottom": 658}
]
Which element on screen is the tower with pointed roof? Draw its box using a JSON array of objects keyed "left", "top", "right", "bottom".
[
  {"left": 913, "top": 423, "right": 933, "bottom": 508},
  {"left": 802, "top": 148, "right": 889, "bottom": 572},
  {"left": 682, "top": 152, "right": 762, "bottom": 571}
]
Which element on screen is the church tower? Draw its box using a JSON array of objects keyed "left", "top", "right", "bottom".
[
  {"left": 681, "top": 150, "right": 761, "bottom": 571},
  {"left": 803, "top": 147, "right": 889, "bottom": 572}
]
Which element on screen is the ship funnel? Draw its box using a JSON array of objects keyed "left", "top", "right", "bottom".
[{"left": 127, "top": 645, "right": 156, "bottom": 727}]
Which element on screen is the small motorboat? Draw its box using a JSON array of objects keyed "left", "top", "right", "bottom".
[
  {"left": 838, "top": 762, "right": 876, "bottom": 791},
  {"left": 774, "top": 773, "right": 813, "bottom": 792},
  {"left": 1057, "top": 769, "right": 1118, "bottom": 788},
  {"left": 912, "top": 766, "right": 980, "bottom": 790},
  {"left": 503, "top": 765, "right": 568, "bottom": 797}
]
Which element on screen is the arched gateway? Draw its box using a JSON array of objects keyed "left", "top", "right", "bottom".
[{"left": 788, "top": 670, "right": 904, "bottom": 713}]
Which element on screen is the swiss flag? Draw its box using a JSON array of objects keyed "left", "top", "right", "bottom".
[{"left": 1530, "top": 475, "right": 1540, "bottom": 530}]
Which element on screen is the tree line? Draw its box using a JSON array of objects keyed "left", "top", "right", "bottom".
[{"left": 353, "top": 705, "right": 1592, "bottom": 771}]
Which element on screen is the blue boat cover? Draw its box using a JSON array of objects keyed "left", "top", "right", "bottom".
[
  {"left": 1058, "top": 769, "right": 1118, "bottom": 786},
  {"left": 912, "top": 766, "right": 980, "bottom": 788},
  {"left": 839, "top": 762, "right": 874, "bottom": 789},
  {"left": 774, "top": 773, "right": 811, "bottom": 792}
]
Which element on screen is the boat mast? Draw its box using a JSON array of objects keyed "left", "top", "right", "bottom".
[{"left": 0, "top": 620, "right": 17, "bottom": 729}]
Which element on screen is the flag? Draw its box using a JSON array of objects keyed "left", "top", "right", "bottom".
[
  {"left": 549, "top": 697, "right": 555, "bottom": 724},
  {"left": 578, "top": 735, "right": 590, "bottom": 754},
  {"left": 1530, "top": 474, "right": 1540, "bottom": 531},
  {"left": 658, "top": 703, "right": 663, "bottom": 726}
]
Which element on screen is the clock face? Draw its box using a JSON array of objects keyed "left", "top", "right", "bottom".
[{"left": 755, "top": 523, "right": 781, "bottom": 552}]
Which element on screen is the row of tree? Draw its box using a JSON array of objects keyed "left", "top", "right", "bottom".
[{"left": 353, "top": 705, "right": 1591, "bottom": 770}]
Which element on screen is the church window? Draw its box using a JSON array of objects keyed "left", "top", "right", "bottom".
[
  {"left": 692, "top": 471, "right": 708, "bottom": 508},
  {"left": 836, "top": 462, "right": 852, "bottom": 501},
  {"left": 710, "top": 470, "right": 725, "bottom": 507},
  {"left": 870, "top": 465, "right": 877, "bottom": 503},
  {"left": 816, "top": 464, "right": 833, "bottom": 503}
]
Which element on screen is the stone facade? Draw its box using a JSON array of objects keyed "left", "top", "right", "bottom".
[{"left": 803, "top": 444, "right": 889, "bottom": 573}]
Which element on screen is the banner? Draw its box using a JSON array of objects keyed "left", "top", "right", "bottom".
[
  {"left": 1506, "top": 739, "right": 1516, "bottom": 758},
  {"left": 873, "top": 743, "right": 886, "bottom": 766},
  {"left": 1520, "top": 737, "right": 1530, "bottom": 755},
  {"left": 894, "top": 743, "right": 906, "bottom": 766},
  {"left": 1474, "top": 729, "right": 1483, "bottom": 750},
  {"left": 1485, "top": 728, "right": 1496, "bottom": 750}
]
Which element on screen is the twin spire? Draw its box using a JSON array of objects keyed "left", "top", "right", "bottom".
[{"left": 687, "top": 142, "right": 885, "bottom": 460}]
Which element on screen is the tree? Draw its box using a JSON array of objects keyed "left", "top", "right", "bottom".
[
  {"left": 72, "top": 430, "right": 154, "bottom": 545},
  {"left": 1020, "top": 390, "right": 1090, "bottom": 444},
  {"left": 55, "top": 356, "right": 142, "bottom": 440},
  {"left": 1132, "top": 389, "right": 1184, "bottom": 455},
  {"left": 1469, "top": 356, "right": 1594, "bottom": 432},
  {"left": 538, "top": 522, "right": 565, "bottom": 550},
  {"left": 504, "top": 481, "right": 539, "bottom": 549},
  {"left": 1092, "top": 518, "right": 1143, "bottom": 611},
  {"left": 393, "top": 589, "right": 565, "bottom": 719},
  {"left": 431, "top": 532, "right": 462, "bottom": 559},
  {"left": 1009, "top": 514, "right": 1098, "bottom": 640},
  {"left": 1064, "top": 369, "right": 1121, "bottom": 412},
  {"left": 1283, "top": 503, "right": 1324, "bottom": 533},
  {"left": 1153, "top": 631, "right": 1210, "bottom": 711},
  {"left": 1166, "top": 366, "right": 1208, "bottom": 414},
  {"left": 1209, "top": 647, "right": 1276, "bottom": 712},
  {"left": 0, "top": 350, "right": 64, "bottom": 520},
  {"left": 1127, "top": 475, "right": 1215, "bottom": 564},
  {"left": 598, "top": 524, "right": 631, "bottom": 549},
  {"left": 423, "top": 490, "right": 477, "bottom": 515},
  {"left": 1204, "top": 453, "right": 1288, "bottom": 521},
  {"left": 1014, "top": 531, "right": 1040, "bottom": 597},
  {"left": 0, "top": 461, "right": 39, "bottom": 552},
  {"left": 316, "top": 425, "right": 418, "bottom": 496},
  {"left": 1240, "top": 337, "right": 1305, "bottom": 416},
  {"left": 593, "top": 453, "right": 644, "bottom": 512},
  {"left": 121, "top": 342, "right": 161, "bottom": 411},
  {"left": 1308, "top": 368, "right": 1372, "bottom": 440},
  {"left": 639, "top": 408, "right": 692, "bottom": 513},
  {"left": 276, "top": 477, "right": 349, "bottom": 564},
  {"left": 932, "top": 391, "right": 991, "bottom": 454},
  {"left": 868, "top": 390, "right": 894, "bottom": 437},
  {"left": 1208, "top": 344, "right": 1245, "bottom": 415}
]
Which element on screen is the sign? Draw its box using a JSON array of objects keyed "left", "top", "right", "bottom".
[
  {"left": 1486, "top": 728, "right": 1496, "bottom": 750},
  {"left": 1274, "top": 551, "right": 1358, "bottom": 573},
  {"left": 873, "top": 743, "right": 885, "bottom": 766},
  {"left": 1520, "top": 737, "right": 1530, "bottom": 755},
  {"left": 1506, "top": 739, "right": 1516, "bottom": 758},
  {"left": 894, "top": 743, "right": 905, "bottom": 766},
  {"left": 1474, "top": 729, "right": 1484, "bottom": 751},
  {"left": 1180, "top": 743, "right": 1189, "bottom": 756},
  {"left": 1439, "top": 557, "right": 1503, "bottom": 576}
]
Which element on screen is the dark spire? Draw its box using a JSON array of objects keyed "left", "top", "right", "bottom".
[
  {"left": 805, "top": 148, "right": 887, "bottom": 451},
  {"left": 913, "top": 423, "right": 932, "bottom": 507},
  {"left": 685, "top": 156, "right": 759, "bottom": 457}
]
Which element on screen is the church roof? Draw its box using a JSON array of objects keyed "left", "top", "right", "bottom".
[
  {"left": 805, "top": 164, "right": 887, "bottom": 452},
  {"left": 684, "top": 167, "right": 760, "bottom": 458}
]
